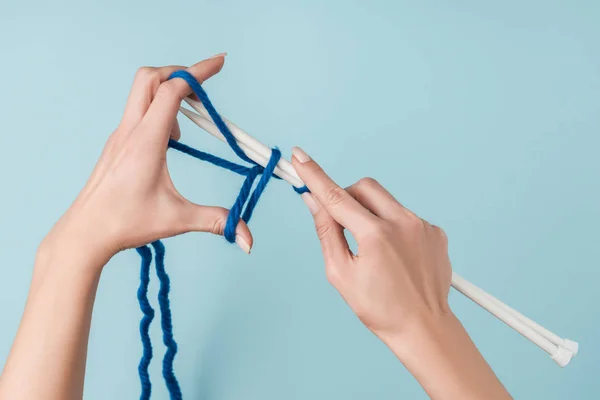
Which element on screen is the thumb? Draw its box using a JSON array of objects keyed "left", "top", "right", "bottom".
[{"left": 179, "top": 203, "right": 253, "bottom": 254}]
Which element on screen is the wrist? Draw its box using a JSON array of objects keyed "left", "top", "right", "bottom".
[
  {"left": 378, "top": 312, "right": 511, "bottom": 400},
  {"left": 39, "top": 208, "right": 116, "bottom": 274},
  {"left": 377, "top": 310, "right": 461, "bottom": 362}
]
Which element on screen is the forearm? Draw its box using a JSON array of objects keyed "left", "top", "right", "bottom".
[
  {"left": 0, "top": 228, "right": 109, "bottom": 400},
  {"left": 381, "top": 312, "right": 512, "bottom": 400}
]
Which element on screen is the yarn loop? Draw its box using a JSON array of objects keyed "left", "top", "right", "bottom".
[{"left": 135, "top": 70, "right": 307, "bottom": 399}]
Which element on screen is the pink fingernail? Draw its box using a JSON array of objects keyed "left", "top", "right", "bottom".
[
  {"left": 235, "top": 235, "right": 251, "bottom": 254},
  {"left": 302, "top": 193, "right": 320, "bottom": 215},
  {"left": 292, "top": 147, "right": 311, "bottom": 163},
  {"left": 209, "top": 52, "right": 227, "bottom": 60}
]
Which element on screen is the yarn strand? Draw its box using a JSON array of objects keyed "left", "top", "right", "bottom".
[
  {"left": 135, "top": 70, "right": 308, "bottom": 399},
  {"left": 151, "top": 240, "right": 182, "bottom": 400},
  {"left": 168, "top": 70, "right": 254, "bottom": 165},
  {"left": 168, "top": 139, "right": 250, "bottom": 176},
  {"left": 136, "top": 246, "right": 155, "bottom": 400},
  {"left": 241, "top": 148, "right": 282, "bottom": 223}
]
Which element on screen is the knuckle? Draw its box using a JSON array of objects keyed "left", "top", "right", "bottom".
[
  {"left": 325, "top": 266, "right": 341, "bottom": 286},
  {"left": 209, "top": 217, "right": 226, "bottom": 235},
  {"left": 361, "top": 220, "right": 390, "bottom": 242},
  {"left": 325, "top": 185, "right": 349, "bottom": 207},
  {"left": 403, "top": 211, "right": 424, "bottom": 231},
  {"left": 155, "top": 81, "right": 180, "bottom": 101},
  {"left": 135, "top": 66, "right": 158, "bottom": 82},
  {"left": 315, "top": 221, "right": 333, "bottom": 241},
  {"left": 436, "top": 226, "right": 448, "bottom": 244},
  {"left": 105, "top": 130, "right": 120, "bottom": 148},
  {"left": 357, "top": 177, "right": 379, "bottom": 189}
]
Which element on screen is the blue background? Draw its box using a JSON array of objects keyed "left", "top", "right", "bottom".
[{"left": 1, "top": 0, "right": 598, "bottom": 398}]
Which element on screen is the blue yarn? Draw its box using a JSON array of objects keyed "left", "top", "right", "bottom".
[
  {"left": 168, "top": 139, "right": 250, "bottom": 177},
  {"left": 167, "top": 70, "right": 309, "bottom": 241},
  {"left": 168, "top": 70, "right": 254, "bottom": 165},
  {"left": 136, "top": 246, "right": 155, "bottom": 400},
  {"left": 150, "top": 240, "right": 182, "bottom": 400},
  {"left": 135, "top": 70, "right": 309, "bottom": 399},
  {"left": 223, "top": 165, "right": 263, "bottom": 242},
  {"left": 292, "top": 184, "right": 310, "bottom": 194},
  {"left": 241, "top": 148, "right": 282, "bottom": 223}
]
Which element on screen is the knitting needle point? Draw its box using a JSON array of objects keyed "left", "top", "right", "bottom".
[
  {"left": 451, "top": 273, "right": 576, "bottom": 366},
  {"left": 452, "top": 274, "right": 578, "bottom": 355}
]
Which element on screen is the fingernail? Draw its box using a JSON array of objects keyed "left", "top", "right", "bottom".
[
  {"left": 302, "top": 193, "right": 320, "bottom": 215},
  {"left": 292, "top": 147, "right": 311, "bottom": 163},
  {"left": 235, "top": 234, "right": 251, "bottom": 254},
  {"left": 209, "top": 52, "right": 227, "bottom": 60}
]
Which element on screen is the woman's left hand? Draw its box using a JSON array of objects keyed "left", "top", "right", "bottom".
[{"left": 45, "top": 54, "right": 253, "bottom": 267}]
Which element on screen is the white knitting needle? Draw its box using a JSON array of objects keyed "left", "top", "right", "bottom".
[
  {"left": 177, "top": 100, "right": 578, "bottom": 366},
  {"left": 454, "top": 273, "right": 578, "bottom": 356},
  {"left": 452, "top": 273, "right": 576, "bottom": 366},
  {"left": 182, "top": 98, "right": 304, "bottom": 189},
  {"left": 178, "top": 107, "right": 303, "bottom": 187}
]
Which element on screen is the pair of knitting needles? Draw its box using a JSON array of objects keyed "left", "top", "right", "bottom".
[{"left": 178, "top": 97, "right": 579, "bottom": 367}]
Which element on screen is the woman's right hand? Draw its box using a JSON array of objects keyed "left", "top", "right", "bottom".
[
  {"left": 291, "top": 147, "right": 511, "bottom": 400},
  {"left": 291, "top": 146, "right": 452, "bottom": 340}
]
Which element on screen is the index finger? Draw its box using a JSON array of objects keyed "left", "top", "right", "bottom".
[
  {"left": 291, "top": 147, "right": 378, "bottom": 236},
  {"left": 119, "top": 64, "right": 186, "bottom": 131},
  {"left": 139, "top": 54, "right": 227, "bottom": 141}
]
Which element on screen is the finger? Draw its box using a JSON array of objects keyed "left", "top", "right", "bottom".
[
  {"left": 302, "top": 193, "right": 352, "bottom": 265},
  {"left": 291, "top": 147, "right": 378, "bottom": 237},
  {"left": 140, "top": 54, "right": 226, "bottom": 140},
  {"left": 170, "top": 119, "right": 181, "bottom": 141},
  {"left": 120, "top": 65, "right": 186, "bottom": 130},
  {"left": 178, "top": 202, "right": 253, "bottom": 254},
  {"left": 345, "top": 177, "right": 405, "bottom": 221}
]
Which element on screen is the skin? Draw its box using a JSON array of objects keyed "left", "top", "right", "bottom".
[
  {"left": 292, "top": 149, "right": 511, "bottom": 399},
  {"left": 0, "top": 55, "right": 511, "bottom": 400}
]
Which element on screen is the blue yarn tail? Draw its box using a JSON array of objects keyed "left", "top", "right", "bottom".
[
  {"left": 136, "top": 246, "right": 155, "bottom": 400},
  {"left": 151, "top": 240, "right": 183, "bottom": 400}
]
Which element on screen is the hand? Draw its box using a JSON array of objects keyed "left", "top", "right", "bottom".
[
  {"left": 291, "top": 147, "right": 511, "bottom": 400},
  {"left": 45, "top": 55, "right": 253, "bottom": 265},
  {"left": 290, "top": 147, "right": 451, "bottom": 339},
  {"left": 0, "top": 54, "right": 259, "bottom": 400}
]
